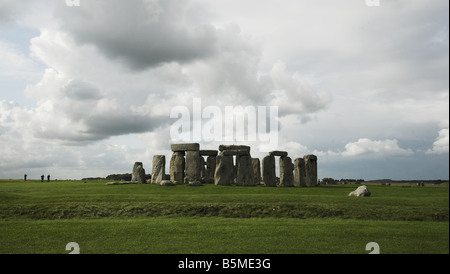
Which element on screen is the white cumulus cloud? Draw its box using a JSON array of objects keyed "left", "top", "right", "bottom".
[
  {"left": 342, "top": 138, "right": 414, "bottom": 157},
  {"left": 426, "top": 129, "right": 449, "bottom": 155}
]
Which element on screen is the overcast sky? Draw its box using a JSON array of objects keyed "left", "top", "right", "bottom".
[{"left": 0, "top": 0, "right": 448, "bottom": 180}]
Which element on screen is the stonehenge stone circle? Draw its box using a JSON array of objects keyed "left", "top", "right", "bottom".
[{"left": 129, "top": 143, "right": 318, "bottom": 188}]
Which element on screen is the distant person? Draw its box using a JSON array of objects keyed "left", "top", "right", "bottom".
[
  {"left": 24, "top": 174, "right": 27, "bottom": 181},
  {"left": 47, "top": 174, "right": 51, "bottom": 182},
  {"left": 41, "top": 174, "right": 44, "bottom": 182}
]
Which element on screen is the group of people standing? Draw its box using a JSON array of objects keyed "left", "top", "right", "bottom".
[{"left": 23, "top": 174, "right": 51, "bottom": 182}]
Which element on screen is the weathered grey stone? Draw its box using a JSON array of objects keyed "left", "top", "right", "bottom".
[
  {"left": 131, "top": 162, "right": 147, "bottom": 184},
  {"left": 304, "top": 154, "right": 318, "bottom": 187},
  {"left": 236, "top": 155, "right": 255, "bottom": 186},
  {"left": 252, "top": 158, "right": 262, "bottom": 185},
  {"left": 294, "top": 158, "right": 306, "bottom": 187},
  {"left": 151, "top": 155, "right": 166, "bottom": 184},
  {"left": 214, "top": 155, "right": 234, "bottom": 186},
  {"left": 170, "top": 152, "right": 185, "bottom": 184},
  {"left": 171, "top": 143, "right": 200, "bottom": 152},
  {"left": 279, "top": 156, "right": 294, "bottom": 187},
  {"left": 220, "top": 149, "right": 250, "bottom": 156},
  {"left": 269, "top": 151, "right": 288, "bottom": 157},
  {"left": 160, "top": 180, "right": 175, "bottom": 186},
  {"left": 204, "top": 156, "right": 216, "bottom": 184},
  {"left": 189, "top": 181, "right": 203, "bottom": 186},
  {"left": 262, "top": 155, "right": 276, "bottom": 187},
  {"left": 348, "top": 185, "right": 371, "bottom": 197},
  {"left": 200, "top": 156, "right": 207, "bottom": 182},
  {"left": 219, "top": 145, "right": 250, "bottom": 152},
  {"left": 185, "top": 150, "right": 201, "bottom": 183},
  {"left": 199, "top": 150, "right": 218, "bottom": 156},
  {"left": 106, "top": 181, "right": 138, "bottom": 185}
]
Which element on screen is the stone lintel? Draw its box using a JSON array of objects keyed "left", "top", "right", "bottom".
[
  {"left": 171, "top": 143, "right": 200, "bottom": 152},
  {"left": 199, "top": 150, "right": 218, "bottom": 156},
  {"left": 269, "top": 151, "right": 288, "bottom": 157},
  {"left": 220, "top": 149, "right": 250, "bottom": 156},
  {"left": 218, "top": 145, "right": 250, "bottom": 152}
]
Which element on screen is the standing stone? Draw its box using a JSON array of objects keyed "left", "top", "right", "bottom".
[
  {"left": 205, "top": 156, "right": 216, "bottom": 184},
  {"left": 131, "top": 162, "right": 147, "bottom": 184},
  {"left": 200, "top": 156, "right": 207, "bottom": 182},
  {"left": 236, "top": 155, "right": 255, "bottom": 186},
  {"left": 279, "top": 156, "right": 294, "bottom": 187},
  {"left": 294, "top": 158, "right": 306, "bottom": 187},
  {"left": 262, "top": 155, "right": 276, "bottom": 187},
  {"left": 214, "top": 155, "right": 234, "bottom": 186},
  {"left": 252, "top": 158, "right": 262, "bottom": 185},
  {"left": 304, "top": 154, "right": 318, "bottom": 187},
  {"left": 151, "top": 155, "right": 166, "bottom": 184},
  {"left": 185, "top": 150, "right": 201, "bottom": 183},
  {"left": 233, "top": 163, "right": 237, "bottom": 184},
  {"left": 170, "top": 151, "right": 185, "bottom": 184}
]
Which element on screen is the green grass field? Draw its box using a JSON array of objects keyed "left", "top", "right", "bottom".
[{"left": 0, "top": 179, "right": 448, "bottom": 254}]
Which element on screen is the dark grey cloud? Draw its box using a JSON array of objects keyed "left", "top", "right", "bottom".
[
  {"left": 54, "top": 0, "right": 217, "bottom": 70},
  {"left": 84, "top": 113, "right": 166, "bottom": 137},
  {"left": 62, "top": 80, "right": 103, "bottom": 101}
]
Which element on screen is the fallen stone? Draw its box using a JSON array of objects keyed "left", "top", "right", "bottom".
[
  {"left": 189, "top": 181, "right": 203, "bottom": 186},
  {"left": 348, "top": 185, "right": 371, "bottom": 197},
  {"left": 160, "top": 180, "right": 175, "bottom": 186},
  {"left": 106, "top": 181, "right": 138, "bottom": 185},
  {"left": 171, "top": 143, "right": 200, "bottom": 152}
]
